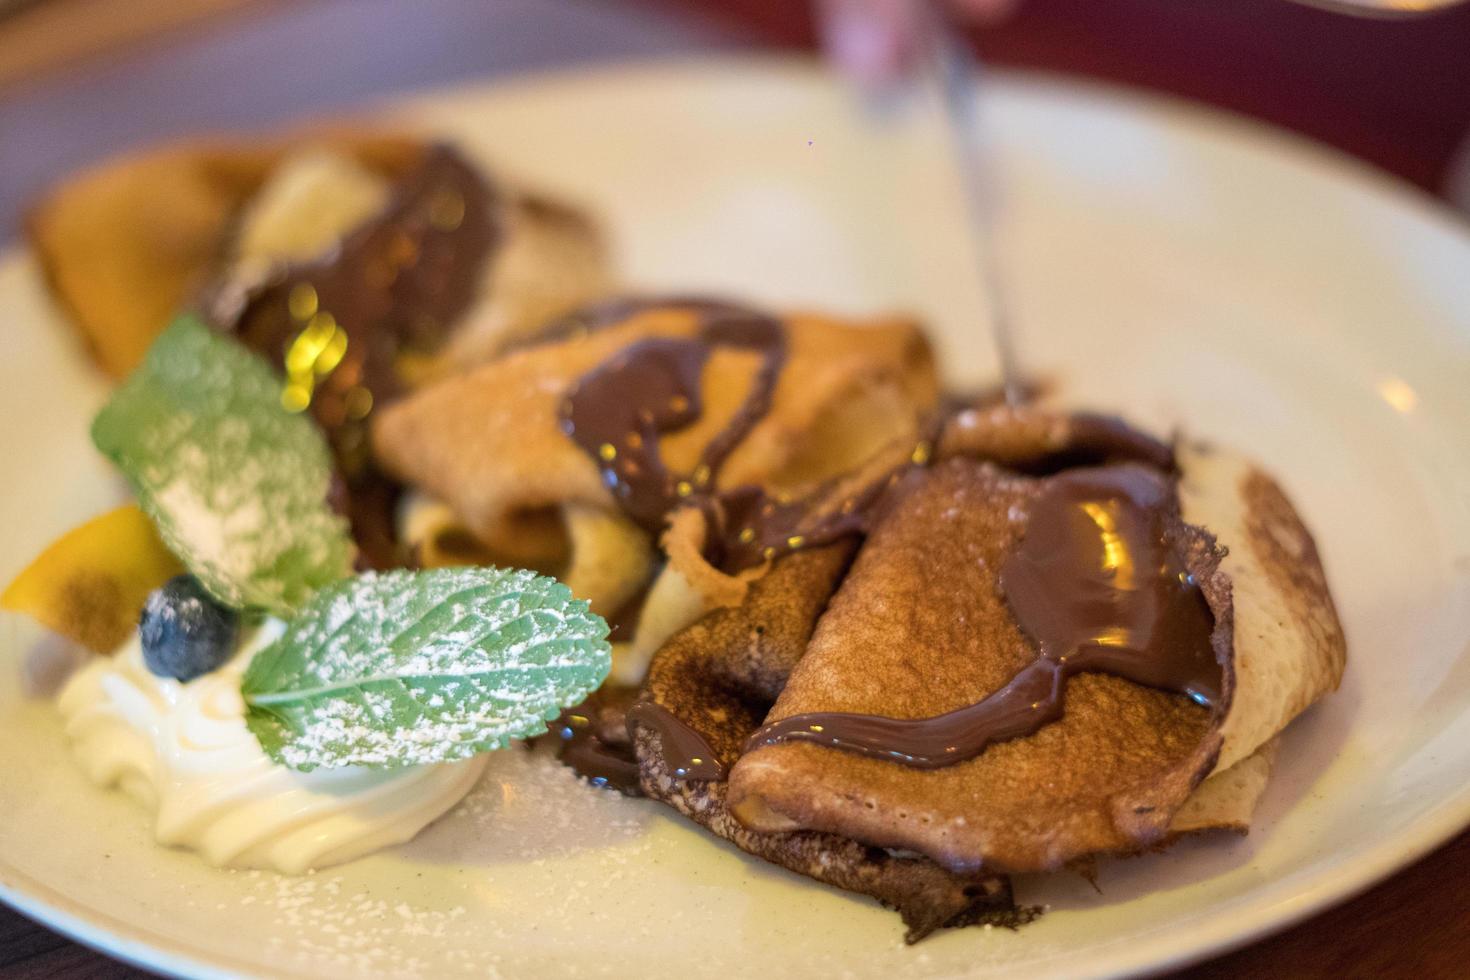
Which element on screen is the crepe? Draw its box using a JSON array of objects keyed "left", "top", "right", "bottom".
[
  {"left": 728, "top": 420, "right": 1344, "bottom": 874},
  {"left": 400, "top": 491, "right": 656, "bottom": 627},
  {"left": 373, "top": 302, "right": 938, "bottom": 622},
  {"left": 725, "top": 458, "right": 1224, "bottom": 872},
  {"left": 1169, "top": 737, "right": 1278, "bottom": 837},
  {"left": 26, "top": 131, "right": 608, "bottom": 379},
  {"left": 935, "top": 401, "right": 1175, "bottom": 472},
  {"left": 631, "top": 541, "right": 1026, "bottom": 941},
  {"left": 26, "top": 133, "right": 420, "bottom": 377},
  {"left": 940, "top": 405, "right": 1316, "bottom": 833}
]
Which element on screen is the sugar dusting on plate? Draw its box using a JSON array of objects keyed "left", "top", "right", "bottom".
[{"left": 234, "top": 747, "right": 656, "bottom": 977}]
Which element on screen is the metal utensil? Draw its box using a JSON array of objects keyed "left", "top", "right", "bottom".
[
  {"left": 858, "top": 0, "right": 1465, "bottom": 403},
  {"left": 910, "top": 2, "right": 1025, "bottom": 405}
]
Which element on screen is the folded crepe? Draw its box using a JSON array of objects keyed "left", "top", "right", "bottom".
[
  {"left": 933, "top": 401, "right": 1339, "bottom": 827},
  {"left": 727, "top": 414, "right": 1345, "bottom": 875},
  {"left": 631, "top": 541, "right": 1027, "bottom": 941},
  {"left": 26, "top": 130, "right": 608, "bottom": 378},
  {"left": 373, "top": 301, "right": 939, "bottom": 633},
  {"left": 935, "top": 408, "right": 1324, "bottom": 838}
]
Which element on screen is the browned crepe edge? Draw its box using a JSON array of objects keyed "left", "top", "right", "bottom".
[
  {"left": 936, "top": 403, "right": 1175, "bottom": 472},
  {"left": 1176, "top": 443, "right": 1347, "bottom": 772}
]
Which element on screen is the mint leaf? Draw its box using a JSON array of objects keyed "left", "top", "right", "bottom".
[
  {"left": 240, "top": 568, "right": 612, "bottom": 770},
  {"left": 91, "top": 316, "right": 354, "bottom": 615}
]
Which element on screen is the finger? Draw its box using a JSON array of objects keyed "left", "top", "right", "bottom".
[{"left": 816, "top": 0, "right": 922, "bottom": 85}]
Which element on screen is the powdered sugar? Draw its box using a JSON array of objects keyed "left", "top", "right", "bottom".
[
  {"left": 234, "top": 748, "right": 654, "bottom": 977},
  {"left": 91, "top": 316, "right": 354, "bottom": 614},
  {"left": 242, "top": 568, "right": 611, "bottom": 770}
]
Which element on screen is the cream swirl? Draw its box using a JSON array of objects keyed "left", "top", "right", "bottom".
[{"left": 57, "top": 620, "right": 487, "bottom": 873}]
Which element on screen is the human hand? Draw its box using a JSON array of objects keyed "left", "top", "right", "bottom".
[{"left": 818, "top": 0, "right": 1018, "bottom": 82}]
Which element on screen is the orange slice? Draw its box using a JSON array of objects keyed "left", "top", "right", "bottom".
[{"left": 2, "top": 504, "right": 183, "bottom": 653}]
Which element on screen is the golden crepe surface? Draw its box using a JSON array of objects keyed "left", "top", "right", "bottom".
[
  {"left": 630, "top": 542, "right": 1028, "bottom": 942},
  {"left": 727, "top": 410, "right": 1344, "bottom": 875},
  {"left": 26, "top": 131, "right": 608, "bottom": 379}
]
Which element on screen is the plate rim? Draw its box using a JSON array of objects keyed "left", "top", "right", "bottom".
[
  {"left": 0, "top": 866, "right": 243, "bottom": 980},
  {"left": 2, "top": 53, "right": 1469, "bottom": 980}
]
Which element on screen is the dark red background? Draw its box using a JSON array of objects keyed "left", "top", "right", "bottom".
[{"left": 656, "top": 0, "right": 1470, "bottom": 200}]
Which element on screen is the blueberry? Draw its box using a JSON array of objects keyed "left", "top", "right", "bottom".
[{"left": 139, "top": 575, "right": 240, "bottom": 682}]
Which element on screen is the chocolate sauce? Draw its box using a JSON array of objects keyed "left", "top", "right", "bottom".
[
  {"left": 625, "top": 701, "right": 727, "bottom": 780},
  {"left": 559, "top": 304, "right": 832, "bottom": 571},
  {"left": 558, "top": 300, "right": 932, "bottom": 573},
  {"left": 547, "top": 685, "right": 644, "bottom": 795},
  {"left": 552, "top": 708, "right": 642, "bottom": 795},
  {"left": 559, "top": 310, "right": 786, "bottom": 533},
  {"left": 550, "top": 691, "right": 728, "bottom": 788},
  {"left": 744, "top": 465, "right": 1219, "bottom": 769},
  {"left": 207, "top": 144, "right": 498, "bottom": 568},
  {"left": 218, "top": 144, "right": 497, "bottom": 430},
  {"left": 707, "top": 464, "right": 913, "bottom": 572}
]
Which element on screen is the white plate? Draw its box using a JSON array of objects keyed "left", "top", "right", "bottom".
[{"left": 2, "top": 56, "right": 1469, "bottom": 979}]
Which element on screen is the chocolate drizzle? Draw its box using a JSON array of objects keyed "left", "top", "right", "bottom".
[
  {"left": 553, "top": 712, "right": 642, "bottom": 795},
  {"left": 744, "top": 465, "right": 1220, "bottom": 769},
  {"left": 558, "top": 299, "right": 931, "bottom": 573},
  {"left": 560, "top": 308, "right": 787, "bottom": 534},
  {"left": 216, "top": 144, "right": 497, "bottom": 433}
]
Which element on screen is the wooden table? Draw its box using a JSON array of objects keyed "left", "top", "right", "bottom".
[{"left": 1, "top": 1, "right": 1467, "bottom": 976}]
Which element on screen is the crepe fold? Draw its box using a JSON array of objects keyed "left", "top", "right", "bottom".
[
  {"left": 631, "top": 542, "right": 1026, "bottom": 941},
  {"left": 26, "top": 131, "right": 607, "bottom": 378},
  {"left": 1174, "top": 442, "right": 1346, "bottom": 774},
  {"left": 372, "top": 302, "right": 938, "bottom": 628},
  {"left": 727, "top": 415, "right": 1344, "bottom": 875}
]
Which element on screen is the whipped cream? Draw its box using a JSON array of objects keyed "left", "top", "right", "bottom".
[{"left": 57, "top": 621, "right": 487, "bottom": 873}]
